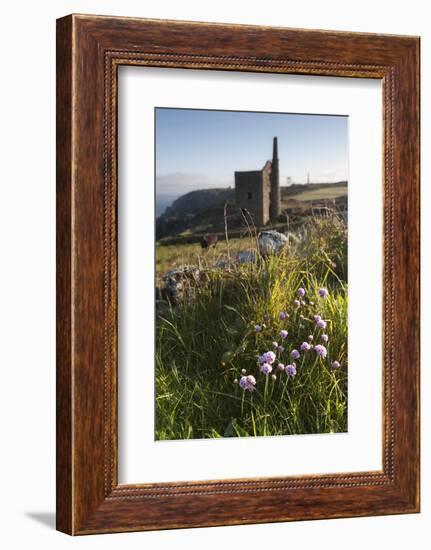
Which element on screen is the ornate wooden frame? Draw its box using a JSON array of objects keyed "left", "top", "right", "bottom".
[{"left": 56, "top": 14, "right": 420, "bottom": 535}]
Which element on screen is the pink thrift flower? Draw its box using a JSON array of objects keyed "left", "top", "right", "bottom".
[
  {"left": 260, "top": 363, "right": 273, "bottom": 375},
  {"left": 314, "top": 345, "right": 327, "bottom": 359},
  {"left": 290, "top": 349, "right": 300, "bottom": 360},
  {"left": 286, "top": 364, "right": 297, "bottom": 377},
  {"left": 318, "top": 288, "right": 329, "bottom": 298}
]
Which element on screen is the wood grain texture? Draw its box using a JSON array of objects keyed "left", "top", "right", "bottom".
[
  {"left": 56, "top": 14, "right": 420, "bottom": 535},
  {"left": 56, "top": 15, "right": 73, "bottom": 535}
]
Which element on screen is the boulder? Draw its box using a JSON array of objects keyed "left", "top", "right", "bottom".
[
  {"left": 215, "top": 259, "right": 235, "bottom": 270},
  {"left": 162, "top": 265, "right": 201, "bottom": 304},
  {"left": 237, "top": 250, "right": 258, "bottom": 264},
  {"left": 258, "top": 230, "right": 288, "bottom": 256}
]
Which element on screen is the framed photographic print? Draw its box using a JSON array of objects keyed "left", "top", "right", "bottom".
[{"left": 56, "top": 14, "right": 420, "bottom": 535}]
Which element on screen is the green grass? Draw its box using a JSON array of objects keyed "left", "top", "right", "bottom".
[
  {"left": 156, "top": 236, "right": 255, "bottom": 283},
  {"left": 155, "top": 216, "right": 348, "bottom": 440},
  {"left": 288, "top": 184, "right": 348, "bottom": 202}
]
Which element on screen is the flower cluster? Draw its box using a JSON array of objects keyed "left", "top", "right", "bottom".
[
  {"left": 318, "top": 288, "right": 329, "bottom": 298},
  {"left": 300, "top": 341, "right": 311, "bottom": 352},
  {"left": 235, "top": 286, "right": 343, "bottom": 391},
  {"left": 260, "top": 363, "right": 273, "bottom": 375},
  {"left": 286, "top": 364, "right": 297, "bottom": 377},
  {"left": 259, "top": 350, "right": 276, "bottom": 364},
  {"left": 314, "top": 344, "right": 327, "bottom": 359},
  {"left": 290, "top": 349, "right": 300, "bottom": 360},
  {"left": 239, "top": 375, "right": 256, "bottom": 392}
]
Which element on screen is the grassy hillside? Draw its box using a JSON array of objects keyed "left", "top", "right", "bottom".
[
  {"left": 156, "top": 188, "right": 236, "bottom": 240},
  {"left": 156, "top": 235, "right": 256, "bottom": 282},
  {"left": 284, "top": 183, "right": 348, "bottom": 202},
  {"left": 156, "top": 215, "right": 348, "bottom": 440},
  {"left": 157, "top": 182, "right": 348, "bottom": 241},
  {"left": 162, "top": 187, "right": 234, "bottom": 218}
]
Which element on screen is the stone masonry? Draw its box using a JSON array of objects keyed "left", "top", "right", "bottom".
[{"left": 234, "top": 137, "right": 281, "bottom": 226}]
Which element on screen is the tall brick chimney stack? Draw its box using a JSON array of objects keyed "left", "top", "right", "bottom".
[{"left": 270, "top": 136, "right": 281, "bottom": 223}]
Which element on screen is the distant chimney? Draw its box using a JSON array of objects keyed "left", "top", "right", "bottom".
[{"left": 270, "top": 136, "right": 281, "bottom": 223}]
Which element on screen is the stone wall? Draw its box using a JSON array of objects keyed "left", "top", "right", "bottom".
[{"left": 235, "top": 167, "right": 270, "bottom": 226}]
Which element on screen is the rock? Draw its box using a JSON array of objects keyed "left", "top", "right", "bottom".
[
  {"left": 237, "top": 250, "right": 258, "bottom": 263},
  {"left": 258, "top": 230, "right": 288, "bottom": 256},
  {"left": 215, "top": 259, "right": 234, "bottom": 270},
  {"left": 163, "top": 265, "right": 200, "bottom": 284},
  {"left": 162, "top": 265, "right": 201, "bottom": 304}
]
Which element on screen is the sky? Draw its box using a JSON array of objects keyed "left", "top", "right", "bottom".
[{"left": 155, "top": 108, "right": 348, "bottom": 198}]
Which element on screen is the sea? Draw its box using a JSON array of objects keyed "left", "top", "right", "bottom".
[{"left": 155, "top": 194, "right": 179, "bottom": 218}]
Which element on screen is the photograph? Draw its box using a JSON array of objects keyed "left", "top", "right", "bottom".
[{"left": 155, "top": 107, "right": 349, "bottom": 440}]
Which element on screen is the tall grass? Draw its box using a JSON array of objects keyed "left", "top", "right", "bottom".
[{"left": 155, "top": 216, "right": 348, "bottom": 440}]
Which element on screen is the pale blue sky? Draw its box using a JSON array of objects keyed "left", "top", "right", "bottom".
[{"left": 155, "top": 108, "right": 348, "bottom": 196}]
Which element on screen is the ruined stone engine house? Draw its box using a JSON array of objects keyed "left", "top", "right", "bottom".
[{"left": 234, "top": 136, "right": 281, "bottom": 226}]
